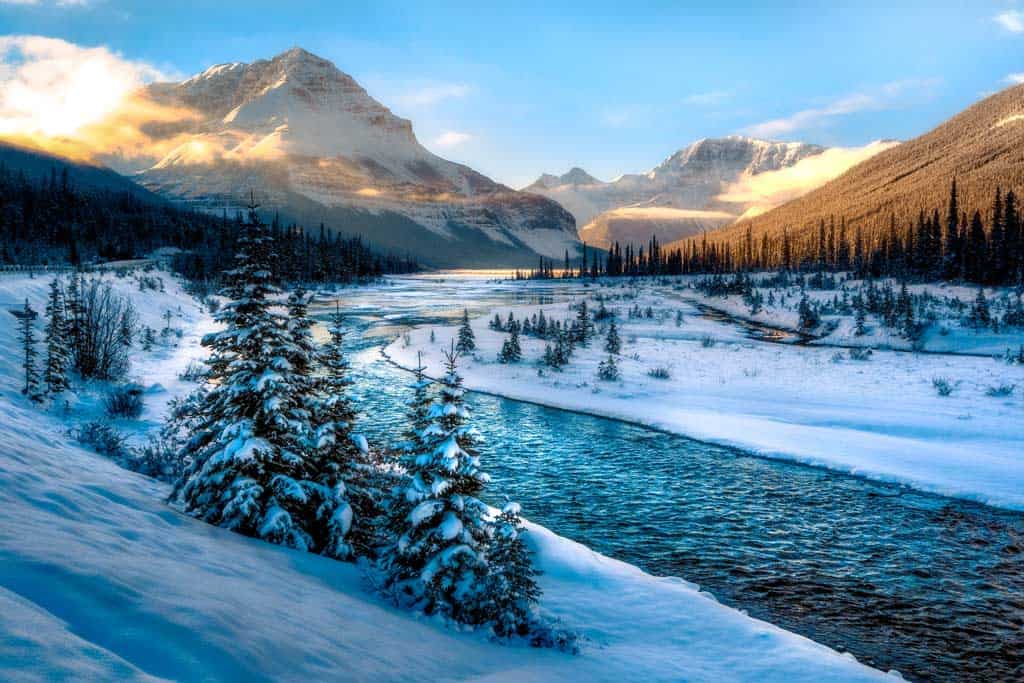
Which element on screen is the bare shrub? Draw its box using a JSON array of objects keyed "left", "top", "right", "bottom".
[
  {"left": 104, "top": 383, "right": 144, "bottom": 418},
  {"left": 74, "top": 279, "right": 137, "bottom": 380},
  {"left": 932, "top": 377, "right": 958, "bottom": 397}
]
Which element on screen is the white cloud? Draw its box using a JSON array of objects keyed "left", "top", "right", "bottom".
[
  {"left": 683, "top": 89, "right": 732, "bottom": 106},
  {"left": 995, "top": 10, "right": 1024, "bottom": 33},
  {"left": 742, "top": 79, "right": 940, "bottom": 138},
  {"left": 394, "top": 83, "right": 470, "bottom": 107},
  {"left": 1006, "top": 73, "right": 1024, "bottom": 84},
  {"left": 0, "top": 35, "right": 169, "bottom": 137},
  {"left": 433, "top": 131, "right": 471, "bottom": 148}
]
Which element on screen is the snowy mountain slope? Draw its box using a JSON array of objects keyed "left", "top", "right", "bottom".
[
  {"left": 133, "top": 48, "right": 577, "bottom": 268},
  {"left": 525, "top": 137, "right": 825, "bottom": 248},
  {"left": 0, "top": 272, "right": 887, "bottom": 682}
]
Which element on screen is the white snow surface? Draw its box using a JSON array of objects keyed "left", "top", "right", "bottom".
[
  {"left": 0, "top": 271, "right": 887, "bottom": 681},
  {"left": 386, "top": 277, "right": 1024, "bottom": 510}
]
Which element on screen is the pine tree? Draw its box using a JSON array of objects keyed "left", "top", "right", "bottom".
[
  {"left": 604, "top": 320, "right": 621, "bottom": 354},
  {"left": 18, "top": 299, "right": 42, "bottom": 402},
  {"left": 498, "top": 325, "right": 522, "bottom": 363},
  {"left": 965, "top": 211, "right": 988, "bottom": 283},
  {"left": 970, "top": 288, "right": 991, "bottom": 329},
  {"left": 483, "top": 502, "right": 542, "bottom": 637},
  {"left": 43, "top": 277, "right": 71, "bottom": 394},
  {"left": 853, "top": 293, "right": 867, "bottom": 336},
  {"left": 597, "top": 354, "right": 619, "bottom": 381},
  {"left": 382, "top": 346, "right": 491, "bottom": 623},
  {"left": 456, "top": 308, "right": 476, "bottom": 353},
  {"left": 573, "top": 300, "right": 593, "bottom": 345},
  {"left": 173, "top": 199, "right": 319, "bottom": 551},
  {"left": 309, "top": 305, "right": 365, "bottom": 559}
]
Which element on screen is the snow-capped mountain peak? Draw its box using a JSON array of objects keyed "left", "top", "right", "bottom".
[{"left": 137, "top": 48, "right": 578, "bottom": 267}]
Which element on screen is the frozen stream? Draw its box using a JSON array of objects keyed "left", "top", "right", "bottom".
[{"left": 317, "top": 273, "right": 1023, "bottom": 682}]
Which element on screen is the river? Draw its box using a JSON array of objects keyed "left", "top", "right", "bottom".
[{"left": 317, "top": 273, "right": 1024, "bottom": 682}]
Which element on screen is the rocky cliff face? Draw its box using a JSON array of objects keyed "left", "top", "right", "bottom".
[
  {"left": 136, "top": 48, "right": 578, "bottom": 267},
  {"left": 525, "top": 136, "right": 825, "bottom": 248}
]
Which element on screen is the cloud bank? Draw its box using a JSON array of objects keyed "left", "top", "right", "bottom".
[
  {"left": 717, "top": 140, "right": 900, "bottom": 218},
  {"left": 0, "top": 35, "right": 195, "bottom": 167}
]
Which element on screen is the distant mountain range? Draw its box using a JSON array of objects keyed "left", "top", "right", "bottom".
[
  {"left": 524, "top": 136, "right": 827, "bottom": 248},
  {"left": 669, "top": 82, "right": 1024, "bottom": 254},
  {"left": 132, "top": 48, "right": 578, "bottom": 268}
]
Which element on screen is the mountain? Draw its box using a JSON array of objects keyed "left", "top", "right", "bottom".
[
  {"left": 136, "top": 48, "right": 578, "bottom": 268},
  {"left": 0, "top": 140, "right": 164, "bottom": 203},
  {"left": 676, "top": 84, "right": 1024, "bottom": 253},
  {"left": 525, "top": 136, "right": 826, "bottom": 248}
]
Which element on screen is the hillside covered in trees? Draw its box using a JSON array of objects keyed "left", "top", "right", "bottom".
[
  {"left": 0, "top": 144, "right": 417, "bottom": 283},
  {"left": 664, "top": 83, "right": 1024, "bottom": 273}
]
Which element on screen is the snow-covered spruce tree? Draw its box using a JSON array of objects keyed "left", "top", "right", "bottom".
[
  {"left": 311, "top": 304, "right": 387, "bottom": 560},
  {"left": 574, "top": 300, "right": 593, "bottom": 346},
  {"left": 18, "top": 299, "right": 42, "bottom": 402},
  {"left": 456, "top": 308, "right": 476, "bottom": 353},
  {"left": 604, "top": 320, "right": 621, "bottom": 355},
  {"left": 597, "top": 354, "right": 619, "bottom": 381},
  {"left": 498, "top": 325, "right": 522, "bottom": 363},
  {"left": 173, "top": 201, "right": 320, "bottom": 551},
  {"left": 44, "top": 277, "right": 72, "bottom": 395},
  {"left": 382, "top": 344, "right": 491, "bottom": 623},
  {"left": 481, "top": 501, "right": 542, "bottom": 638}
]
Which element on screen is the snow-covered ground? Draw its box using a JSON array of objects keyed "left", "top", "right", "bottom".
[
  {"left": 0, "top": 271, "right": 887, "bottom": 681},
  {"left": 386, "top": 277, "right": 1024, "bottom": 510}
]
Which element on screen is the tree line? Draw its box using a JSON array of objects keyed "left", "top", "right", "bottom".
[
  {"left": 519, "top": 180, "right": 1022, "bottom": 286},
  {"left": 0, "top": 163, "right": 417, "bottom": 283}
]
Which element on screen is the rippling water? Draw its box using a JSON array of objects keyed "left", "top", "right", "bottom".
[{"left": 320, "top": 275, "right": 1024, "bottom": 682}]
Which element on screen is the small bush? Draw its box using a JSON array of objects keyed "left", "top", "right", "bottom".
[
  {"left": 73, "top": 421, "right": 130, "bottom": 460},
  {"left": 597, "top": 355, "right": 619, "bottom": 381},
  {"left": 700, "top": 335, "right": 716, "bottom": 348},
  {"left": 848, "top": 347, "right": 873, "bottom": 361},
  {"left": 179, "top": 360, "right": 208, "bottom": 382},
  {"left": 647, "top": 366, "right": 671, "bottom": 379},
  {"left": 932, "top": 377, "right": 957, "bottom": 397},
  {"left": 830, "top": 352, "right": 845, "bottom": 364},
  {"left": 104, "top": 384, "right": 145, "bottom": 418},
  {"left": 131, "top": 434, "right": 187, "bottom": 483},
  {"left": 985, "top": 383, "right": 1015, "bottom": 398}
]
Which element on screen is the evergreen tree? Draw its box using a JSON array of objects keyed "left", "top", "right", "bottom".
[
  {"left": 498, "top": 325, "right": 522, "bottom": 363},
  {"left": 597, "top": 354, "right": 619, "bottom": 381},
  {"left": 604, "top": 320, "right": 621, "bottom": 355},
  {"left": 943, "top": 178, "right": 961, "bottom": 279},
  {"left": 483, "top": 502, "right": 542, "bottom": 638},
  {"left": 43, "top": 277, "right": 71, "bottom": 394},
  {"left": 173, "top": 200, "right": 319, "bottom": 551},
  {"left": 456, "top": 308, "right": 476, "bottom": 353},
  {"left": 573, "top": 300, "right": 593, "bottom": 345},
  {"left": 965, "top": 210, "right": 988, "bottom": 283},
  {"left": 18, "top": 299, "right": 42, "bottom": 401},
  {"left": 309, "top": 305, "right": 369, "bottom": 559},
  {"left": 382, "top": 346, "right": 491, "bottom": 623},
  {"left": 970, "top": 288, "right": 991, "bottom": 329}
]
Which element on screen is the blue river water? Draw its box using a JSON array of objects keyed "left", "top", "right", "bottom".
[{"left": 319, "top": 275, "right": 1023, "bottom": 682}]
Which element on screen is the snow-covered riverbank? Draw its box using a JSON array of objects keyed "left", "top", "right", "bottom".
[
  {"left": 386, "top": 278, "right": 1024, "bottom": 510},
  {"left": 0, "top": 272, "right": 887, "bottom": 681}
]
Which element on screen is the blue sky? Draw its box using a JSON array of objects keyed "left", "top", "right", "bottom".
[{"left": 1, "top": 0, "right": 1022, "bottom": 187}]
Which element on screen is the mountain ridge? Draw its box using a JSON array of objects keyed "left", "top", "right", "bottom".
[
  {"left": 135, "top": 47, "right": 579, "bottom": 268},
  {"left": 525, "top": 136, "right": 826, "bottom": 248},
  {"left": 668, "top": 83, "right": 1024, "bottom": 254}
]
